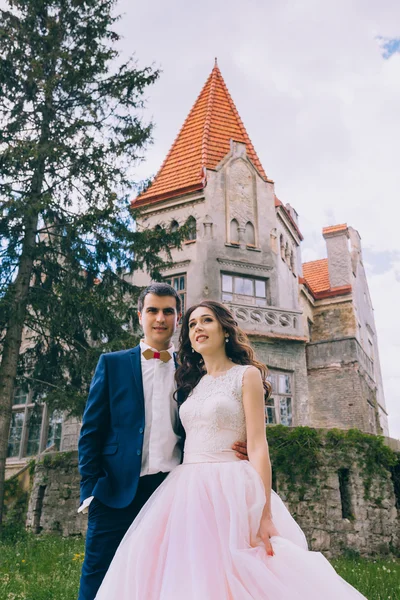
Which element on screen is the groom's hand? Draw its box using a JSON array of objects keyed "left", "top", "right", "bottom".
[{"left": 232, "top": 440, "right": 248, "bottom": 460}]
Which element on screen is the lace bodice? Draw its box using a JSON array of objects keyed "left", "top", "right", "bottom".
[{"left": 179, "top": 364, "right": 250, "bottom": 455}]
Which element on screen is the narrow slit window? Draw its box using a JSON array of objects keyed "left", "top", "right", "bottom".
[{"left": 338, "top": 468, "right": 354, "bottom": 519}]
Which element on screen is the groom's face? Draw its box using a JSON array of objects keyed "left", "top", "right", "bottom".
[{"left": 138, "top": 293, "right": 180, "bottom": 350}]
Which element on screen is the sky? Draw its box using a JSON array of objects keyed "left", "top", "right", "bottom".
[{"left": 113, "top": 0, "right": 400, "bottom": 438}]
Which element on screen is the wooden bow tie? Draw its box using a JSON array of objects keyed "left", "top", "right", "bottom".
[{"left": 142, "top": 348, "right": 172, "bottom": 362}]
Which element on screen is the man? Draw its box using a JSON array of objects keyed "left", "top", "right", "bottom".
[{"left": 77, "top": 282, "right": 247, "bottom": 600}]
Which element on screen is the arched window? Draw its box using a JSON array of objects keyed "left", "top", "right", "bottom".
[
  {"left": 186, "top": 216, "right": 197, "bottom": 241},
  {"left": 230, "top": 219, "right": 239, "bottom": 244},
  {"left": 280, "top": 235, "right": 285, "bottom": 260},
  {"left": 245, "top": 221, "right": 255, "bottom": 246},
  {"left": 170, "top": 220, "right": 179, "bottom": 233},
  {"left": 155, "top": 224, "right": 162, "bottom": 232}
]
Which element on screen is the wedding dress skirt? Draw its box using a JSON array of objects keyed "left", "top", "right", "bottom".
[{"left": 95, "top": 366, "right": 366, "bottom": 599}]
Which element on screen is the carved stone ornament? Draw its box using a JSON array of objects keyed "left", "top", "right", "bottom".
[{"left": 227, "top": 159, "right": 255, "bottom": 226}]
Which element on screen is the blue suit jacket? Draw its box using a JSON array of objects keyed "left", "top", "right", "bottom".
[{"left": 78, "top": 345, "right": 184, "bottom": 508}]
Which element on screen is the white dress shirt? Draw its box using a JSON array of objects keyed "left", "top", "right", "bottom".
[
  {"left": 78, "top": 341, "right": 181, "bottom": 514},
  {"left": 139, "top": 339, "right": 181, "bottom": 475}
]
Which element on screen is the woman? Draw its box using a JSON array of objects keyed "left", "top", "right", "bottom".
[{"left": 95, "top": 301, "right": 367, "bottom": 599}]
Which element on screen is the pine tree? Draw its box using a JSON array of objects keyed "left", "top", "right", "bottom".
[{"left": 0, "top": 0, "right": 188, "bottom": 523}]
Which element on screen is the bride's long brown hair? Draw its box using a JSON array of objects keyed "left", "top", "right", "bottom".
[{"left": 174, "top": 300, "right": 272, "bottom": 404}]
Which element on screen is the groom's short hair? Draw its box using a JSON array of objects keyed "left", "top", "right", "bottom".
[{"left": 138, "top": 282, "right": 181, "bottom": 314}]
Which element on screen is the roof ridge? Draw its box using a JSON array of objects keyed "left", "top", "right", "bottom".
[
  {"left": 142, "top": 72, "right": 213, "bottom": 198},
  {"left": 201, "top": 64, "right": 218, "bottom": 170},
  {"left": 215, "top": 66, "right": 268, "bottom": 180},
  {"left": 302, "top": 257, "right": 328, "bottom": 265}
]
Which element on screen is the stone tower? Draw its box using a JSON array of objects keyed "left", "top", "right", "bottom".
[
  {"left": 301, "top": 225, "right": 388, "bottom": 435},
  {"left": 131, "top": 62, "right": 310, "bottom": 428}
]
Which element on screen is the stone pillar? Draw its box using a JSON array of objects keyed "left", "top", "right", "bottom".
[{"left": 322, "top": 224, "right": 352, "bottom": 288}]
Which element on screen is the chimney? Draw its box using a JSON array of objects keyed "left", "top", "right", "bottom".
[{"left": 322, "top": 224, "right": 352, "bottom": 288}]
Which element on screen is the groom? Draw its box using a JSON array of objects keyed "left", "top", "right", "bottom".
[{"left": 77, "top": 282, "right": 246, "bottom": 600}]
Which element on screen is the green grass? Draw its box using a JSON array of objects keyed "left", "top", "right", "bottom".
[
  {"left": 332, "top": 555, "right": 400, "bottom": 600},
  {"left": 0, "top": 528, "right": 399, "bottom": 599},
  {"left": 0, "top": 528, "right": 84, "bottom": 600}
]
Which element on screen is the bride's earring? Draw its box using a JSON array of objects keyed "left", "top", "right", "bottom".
[
  {"left": 192, "top": 347, "right": 195, "bottom": 353},
  {"left": 225, "top": 335, "right": 229, "bottom": 343}
]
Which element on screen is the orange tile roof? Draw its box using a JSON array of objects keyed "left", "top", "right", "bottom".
[
  {"left": 303, "top": 259, "right": 330, "bottom": 295},
  {"left": 302, "top": 258, "right": 351, "bottom": 299},
  {"left": 322, "top": 224, "right": 348, "bottom": 236},
  {"left": 132, "top": 62, "right": 271, "bottom": 208}
]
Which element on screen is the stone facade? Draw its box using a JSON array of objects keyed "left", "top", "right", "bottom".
[
  {"left": 278, "top": 460, "right": 399, "bottom": 558},
  {"left": 302, "top": 226, "right": 388, "bottom": 436},
  {"left": 26, "top": 451, "right": 86, "bottom": 537},
  {"left": 23, "top": 442, "right": 400, "bottom": 558}
]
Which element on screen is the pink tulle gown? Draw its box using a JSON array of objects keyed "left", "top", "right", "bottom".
[{"left": 95, "top": 365, "right": 367, "bottom": 600}]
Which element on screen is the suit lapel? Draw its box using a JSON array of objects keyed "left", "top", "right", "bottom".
[{"left": 129, "top": 345, "right": 145, "bottom": 412}]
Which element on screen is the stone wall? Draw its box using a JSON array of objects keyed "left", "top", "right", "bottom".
[
  {"left": 26, "top": 451, "right": 87, "bottom": 536},
  {"left": 24, "top": 432, "right": 400, "bottom": 558},
  {"left": 311, "top": 299, "right": 356, "bottom": 341},
  {"left": 307, "top": 338, "right": 379, "bottom": 433},
  {"left": 275, "top": 436, "right": 400, "bottom": 558}
]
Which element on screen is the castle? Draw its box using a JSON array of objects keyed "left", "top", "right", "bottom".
[
  {"left": 6, "top": 62, "right": 388, "bottom": 480},
  {"left": 130, "top": 62, "right": 388, "bottom": 437}
]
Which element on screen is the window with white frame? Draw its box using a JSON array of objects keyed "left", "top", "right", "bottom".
[
  {"left": 265, "top": 371, "right": 293, "bottom": 426},
  {"left": 221, "top": 273, "right": 268, "bottom": 306},
  {"left": 165, "top": 274, "right": 187, "bottom": 317},
  {"left": 8, "top": 388, "right": 64, "bottom": 459}
]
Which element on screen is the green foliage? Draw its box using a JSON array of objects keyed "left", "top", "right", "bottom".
[
  {"left": 325, "top": 429, "right": 398, "bottom": 499},
  {"left": 267, "top": 426, "right": 400, "bottom": 503},
  {"left": 266, "top": 425, "right": 323, "bottom": 499},
  {"left": 39, "top": 451, "right": 77, "bottom": 470},
  {"left": 3, "top": 475, "right": 29, "bottom": 529}
]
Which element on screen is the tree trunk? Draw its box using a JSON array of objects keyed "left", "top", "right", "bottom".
[{"left": 0, "top": 209, "right": 40, "bottom": 524}]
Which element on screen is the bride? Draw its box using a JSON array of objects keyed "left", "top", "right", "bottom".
[{"left": 95, "top": 300, "right": 367, "bottom": 599}]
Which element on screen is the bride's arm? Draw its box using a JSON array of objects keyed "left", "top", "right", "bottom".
[{"left": 242, "top": 366, "right": 279, "bottom": 556}]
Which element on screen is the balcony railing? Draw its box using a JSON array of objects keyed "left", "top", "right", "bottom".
[{"left": 224, "top": 302, "right": 303, "bottom": 337}]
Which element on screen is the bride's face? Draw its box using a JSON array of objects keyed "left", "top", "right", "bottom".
[{"left": 188, "top": 307, "right": 226, "bottom": 355}]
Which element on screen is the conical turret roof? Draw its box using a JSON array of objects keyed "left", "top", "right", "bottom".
[{"left": 133, "top": 61, "right": 270, "bottom": 207}]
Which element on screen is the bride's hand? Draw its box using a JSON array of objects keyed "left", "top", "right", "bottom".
[{"left": 259, "top": 515, "right": 279, "bottom": 556}]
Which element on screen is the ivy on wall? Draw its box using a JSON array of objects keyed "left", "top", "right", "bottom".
[
  {"left": 266, "top": 426, "right": 400, "bottom": 503},
  {"left": 266, "top": 425, "right": 322, "bottom": 499}
]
